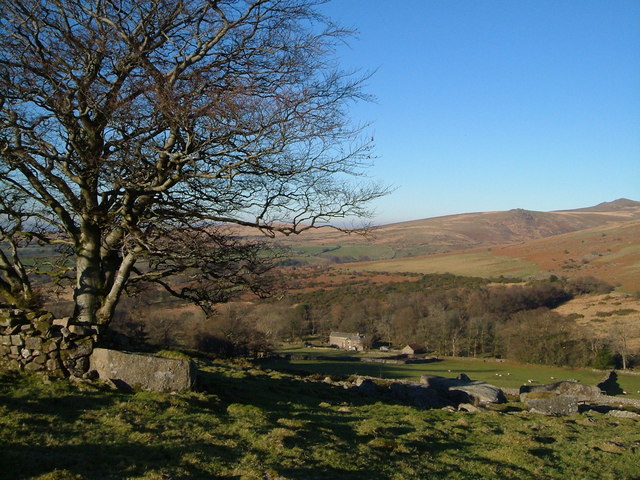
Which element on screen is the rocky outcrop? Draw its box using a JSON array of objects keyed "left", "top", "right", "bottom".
[
  {"left": 420, "top": 374, "right": 506, "bottom": 405},
  {"left": 90, "top": 348, "right": 195, "bottom": 392},
  {"left": 607, "top": 410, "right": 640, "bottom": 419},
  {"left": 520, "top": 381, "right": 602, "bottom": 402},
  {"left": 351, "top": 373, "right": 504, "bottom": 409}
]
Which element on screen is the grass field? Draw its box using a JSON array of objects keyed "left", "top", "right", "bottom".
[
  {"left": 350, "top": 251, "right": 541, "bottom": 279},
  {"left": 2, "top": 362, "right": 640, "bottom": 480},
  {"left": 265, "top": 347, "right": 640, "bottom": 398}
]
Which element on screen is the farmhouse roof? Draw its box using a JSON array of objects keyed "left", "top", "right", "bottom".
[{"left": 330, "top": 331, "right": 363, "bottom": 339}]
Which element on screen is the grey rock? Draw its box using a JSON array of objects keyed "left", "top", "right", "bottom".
[
  {"left": 458, "top": 403, "right": 482, "bottom": 413},
  {"left": 69, "top": 337, "right": 94, "bottom": 359},
  {"left": 82, "top": 369, "right": 99, "bottom": 380},
  {"left": 4, "top": 325, "right": 21, "bottom": 335},
  {"left": 420, "top": 375, "right": 506, "bottom": 405},
  {"left": 68, "top": 324, "right": 92, "bottom": 336},
  {"left": 606, "top": 410, "right": 640, "bottom": 419},
  {"left": 24, "top": 361, "right": 44, "bottom": 372},
  {"left": 69, "top": 356, "right": 89, "bottom": 376},
  {"left": 24, "top": 336, "right": 43, "bottom": 350},
  {"left": 46, "top": 358, "right": 62, "bottom": 372},
  {"left": 450, "top": 383, "right": 507, "bottom": 405},
  {"left": 525, "top": 395, "right": 579, "bottom": 415},
  {"left": 52, "top": 317, "right": 71, "bottom": 328},
  {"left": 33, "top": 354, "right": 47, "bottom": 365},
  {"left": 90, "top": 348, "right": 195, "bottom": 392},
  {"left": 520, "top": 381, "right": 601, "bottom": 402},
  {"left": 42, "top": 339, "right": 59, "bottom": 354}
]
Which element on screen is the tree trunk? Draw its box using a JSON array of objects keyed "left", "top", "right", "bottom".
[{"left": 73, "top": 224, "right": 104, "bottom": 325}]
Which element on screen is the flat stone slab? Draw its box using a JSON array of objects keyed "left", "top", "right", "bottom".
[
  {"left": 524, "top": 394, "right": 579, "bottom": 415},
  {"left": 90, "top": 348, "right": 195, "bottom": 392},
  {"left": 420, "top": 375, "right": 506, "bottom": 405}
]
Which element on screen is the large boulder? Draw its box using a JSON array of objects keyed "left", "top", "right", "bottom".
[
  {"left": 520, "top": 381, "right": 601, "bottom": 402},
  {"left": 90, "top": 348, "right": 195, "bottom": 392},
  {"left": 420, "top": 374, "right": 506, "bottom": 405},
  {"left": 450, "top": 383, "right": 507, "bottom": 405}
]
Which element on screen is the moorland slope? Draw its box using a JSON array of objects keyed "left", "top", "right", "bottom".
[{"left": 274, "top": 199, "right": 640, "bottom": 291}]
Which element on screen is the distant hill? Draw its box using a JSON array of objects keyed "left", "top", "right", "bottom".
[
  {"left": 351, "top": 217, "right": 640, "bottom": 292},
  {"left": 272, "top": 199, "right": 640, "bottom": 291},
  {"left": 275, "top": 197, "right": 640, "bottom": 253},
  {"left": 566, "top": 198, "right": 640, "bottom": 213}
]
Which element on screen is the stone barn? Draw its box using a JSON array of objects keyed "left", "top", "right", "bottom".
[{"left": 402, "top": 344, "right": 427, "bottom": 355}]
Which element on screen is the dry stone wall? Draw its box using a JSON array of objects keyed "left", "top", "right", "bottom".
[{"left": 0, "top": 306, "right": 95, "bottom": 377}]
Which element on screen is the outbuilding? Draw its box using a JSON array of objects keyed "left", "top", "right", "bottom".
[{"left": 402, "top": 344, "right": 426, "bottom": 355}]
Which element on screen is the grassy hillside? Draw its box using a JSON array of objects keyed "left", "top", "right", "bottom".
[
  {"left": 347, "top": 219, "right": 640, "bottom": 292},
  {"left": 555, "top": 293, "right": 640, "bottom": 350},
  {"left": 2, "top": 364, "right": 640, "bottom": 480},
  {"left": 348, "top": 251, "right": 540, "bottom": 278},
  {"left": 272, "top": 199, "right": 640, "bottom": 260},
  {"left": 257, "top": 199, "right": 640, "bottom": 293}
]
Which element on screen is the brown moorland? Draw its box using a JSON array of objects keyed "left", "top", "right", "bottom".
[
  {"left": 348, "top": 217, "right": 640, "bottom": 292},
  {"left": 275, "top": 198, "right": 640, "bottom": 257}
]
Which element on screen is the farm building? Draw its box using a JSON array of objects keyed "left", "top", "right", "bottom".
[
  {"left": 402, "top": 344, "right": 427, "bottom": 355},
  {"left": 329, "top": 332, "right": 365, "bottom": 351}
]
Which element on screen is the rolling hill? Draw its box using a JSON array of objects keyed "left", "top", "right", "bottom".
[{"left": 274, "top": 198, "right": 640, "bottom": 291}]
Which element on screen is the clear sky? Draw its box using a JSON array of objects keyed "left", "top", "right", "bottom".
[{"left": 318, "top": 0, "right": 640, "bottom": 224}]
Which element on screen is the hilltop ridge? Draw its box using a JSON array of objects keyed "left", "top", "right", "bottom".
[
  {"left": 279, "top": 198, "right": 640, "bottom": 253},
  {"left": 274, "top": 199, "right": 640, "bottom": 291}
]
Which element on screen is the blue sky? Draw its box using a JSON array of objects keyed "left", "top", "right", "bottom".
[{"left": 318, "top": 0, "right": 640, "bottom": 224}]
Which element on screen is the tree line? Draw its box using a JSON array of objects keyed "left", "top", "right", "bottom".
[{"left": 108, "top": 271, "right": 633, "bottom": 369}]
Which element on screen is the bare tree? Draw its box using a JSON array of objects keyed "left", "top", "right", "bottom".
[{"left": 0, "top": 1, "right": 384, "bottom": 332}]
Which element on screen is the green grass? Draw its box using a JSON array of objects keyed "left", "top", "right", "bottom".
[
  {"left": 351, "top": 251, "right": 541, "bottom": 278},
  {"left": 265, "top": 348, "right": 640, "bottom": 398},
  {"left": 1, "top": 363, "right": 640, "bottom": 480}
]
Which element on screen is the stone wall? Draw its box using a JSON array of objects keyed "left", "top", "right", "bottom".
[{"left": 0, "top": 306, "right": 95, "bottom": 377}]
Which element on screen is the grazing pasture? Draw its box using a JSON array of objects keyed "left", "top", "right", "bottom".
[{"left": 265, "top": 347, "right": 640, "bottom": 398}]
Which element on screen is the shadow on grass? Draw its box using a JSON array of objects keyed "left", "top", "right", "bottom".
[
  {"left": 1, "top": 442, "right": 239, "bottom": 480},
  {"left": 0, "top": 370, "right": 122, "bottom": 423},
  {"left": 196, "top": 365, "right": 533, "bottom": 480},
  {"left": 0, "top": 365, "right": 534, "bottom": 480}
]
